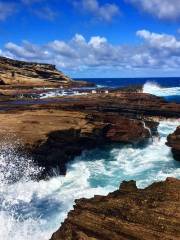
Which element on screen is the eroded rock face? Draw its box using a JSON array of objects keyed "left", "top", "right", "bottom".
[
  {"left": 51, "top": 178, "right": 180, "bottom": 240},
  {"left": 0, "top": 90, "right": 179, "bottom": 176},
  {"left": 0, "top": 56, "right": 91, "bottom": 87},
  {"left": 167, "top": 126, "right": 180, "bottom": 161},
  {"left": 0, "top": 109, "right": 156, "bottom": 176}
]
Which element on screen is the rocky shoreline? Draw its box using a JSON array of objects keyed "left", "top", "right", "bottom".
[
  {"left": 51, "top": 178, "right": 180, "bottom": 240},
  {"left": 0, "top": 57, "right": 179, "bottom": 239},
  {"left": 0, "top": 90, "right": 179, "bottom": 177},
  {"left": 0, "top": 60, "right": 179, "bottom": 177}
]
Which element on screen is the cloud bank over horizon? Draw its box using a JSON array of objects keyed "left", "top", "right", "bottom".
[
  {"left": 1, "top": 30, "right": 180, "bottom": 77},
  {"left": 0, "top": 0, "right": 180, "bottom": 77}
]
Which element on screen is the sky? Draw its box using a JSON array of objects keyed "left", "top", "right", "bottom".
[{"left": 0, "top": 0, "right": 180, "bottom": 78}]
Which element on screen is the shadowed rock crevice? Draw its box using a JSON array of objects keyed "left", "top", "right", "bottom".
[
  {"left": 31, "top": 115, "right": 155, "bottom": 177},
  {"left": 167, "top": 126, "right": 180, "bottom": 161}
]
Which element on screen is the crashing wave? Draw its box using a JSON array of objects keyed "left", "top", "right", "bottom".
[
  {"left": 143, "top": 81, "right": 180, "bottom": 97},
  {"left": 0, "top": 121, "right": 179, "bottom": 240}
]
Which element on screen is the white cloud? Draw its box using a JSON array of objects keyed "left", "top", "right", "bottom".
[
  {"left": 73, "top": 0, "right": 120, "bottom": 22},
  {"left": 48, "top": 40, "right": 77, "bottom": 57},
  {"left": 137, "top": 30, "right": 180, "bottom": 49},
  {"left": 1, "top": 30, "right": 180, "bottom": 73},
  {"left": 0, "top": 2, "right": 16, "bottom": 21},
  {"left": 126, "top": 0, "right": 180, "bottom": 20},
  {"left": 89, "top": 36, "right": 107, "bottom": 48},
  {"left": 4, "top": 41, "right": 49, "bottom": 59}
]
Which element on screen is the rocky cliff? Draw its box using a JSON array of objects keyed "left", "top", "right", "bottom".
[
  {"left": 51, "top": 177, "right": 180, "bottom": 240},
  {"left": 0, "top": 56, "right": 90, "bottom": 87},
  {"left": 167, "top": 126, "right": 180, "bottom": 161}
]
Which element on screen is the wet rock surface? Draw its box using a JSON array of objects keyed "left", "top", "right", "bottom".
[
  {"left": 167, "top": 126, "right": 180, "bottom": 161},
  {"left": 50, "top": 178, "right": 180, "bottom": 240}
]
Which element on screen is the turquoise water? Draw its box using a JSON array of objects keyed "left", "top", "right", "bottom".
[
  {"left": 0, "top": 121, "right": 179, "bottom": 240},
  {"left": 0, "top": 82, "right": 179, "bottom": 240}
]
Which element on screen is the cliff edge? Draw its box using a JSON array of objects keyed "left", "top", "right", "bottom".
[{"left": 0, "top": 56, "right": 90, "bottom": 87}]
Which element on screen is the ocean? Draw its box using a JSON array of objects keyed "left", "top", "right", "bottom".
[
  {"left": 76, "top": 77, "right": 180, "bottom": 103},
  {"left": 0, "top": 78, "right": 180, "bottom": 240}
]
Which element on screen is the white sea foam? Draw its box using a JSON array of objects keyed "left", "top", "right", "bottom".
[
  {"left": 39, "top": 89, "right": 88, "bottom": 99},
  {"left": 143, "top": 81, "right": 180, "bottom": 97},
  {"left": 0, "top": 120, "right": 179, "bottom": 240}
]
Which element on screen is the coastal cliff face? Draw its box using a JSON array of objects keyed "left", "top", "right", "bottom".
[
  {"left": 167, "top": 126, "right": 180, "bottom": 161},
  {"left": 51, "top": 178, "right": 180, "bottom": 240},
  {"left": 0, "top": 56, "right": 90, "bottom": 87}
]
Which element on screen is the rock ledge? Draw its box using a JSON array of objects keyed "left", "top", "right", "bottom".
[{"left": 51, "top": 178, "right": 180, "bottom": 240}]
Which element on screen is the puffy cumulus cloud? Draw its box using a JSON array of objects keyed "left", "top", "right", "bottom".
[
  {"left": 126, "top": 0, "right": 180, "bottom": 20},
  {"left": 73, "top": 0, "right": 120, "bottom": 22},
  {"left": 137, "top": 30, "right": 180, "bottom": 49},
  {"left": 48, "top": 40, "right": 78, "bottom": 57},
  {"left": 1, "top": 30, "right": 180, "bottom": 72},
  {"left": 0, "top": 2, "right": 16, "bottom": 21}
]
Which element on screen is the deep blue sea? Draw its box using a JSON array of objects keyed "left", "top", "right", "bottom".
[
  {"left": 76, "top": 77, "right": 180, "bottom": 88},
  {"left": 0, "top": 77, "right": 180, "bottom": 240},
  {"left": 75, "top": 77, "right": 180, "bottom": 103}
]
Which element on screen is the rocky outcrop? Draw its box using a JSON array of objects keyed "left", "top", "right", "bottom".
[
  {"left": 0, "top": 90, "right": 179, "bottom": 176},
  {"left": 0, "top": 109, "right": 156, "bottom": 176},
  {"left": 42, "top": 91, "right": 179, "bottom": 119},
  {"left": 51, "top": 177, "right": 180, "bottom": 240},
  {"left": 0, "top": 56, "right": 91, "bottom": 87},
  {"left": 167, "top": 126, "right": 180, "bottom": 161}
]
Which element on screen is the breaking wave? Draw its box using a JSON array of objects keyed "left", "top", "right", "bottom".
[
  {"left": 143, "top": 81, "right": 180, "bottom": 97},
  {"left": 0, "top": 121, "right": 179, "bottom": 240}
]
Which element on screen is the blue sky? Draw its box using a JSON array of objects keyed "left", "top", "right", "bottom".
[{"left": 0, "top": 0, "right": 180, "bottom": 77}]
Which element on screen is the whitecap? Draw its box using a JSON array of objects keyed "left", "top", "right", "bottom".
[{"left": 143, "top": 81, "right": 180, "bottom": 97}]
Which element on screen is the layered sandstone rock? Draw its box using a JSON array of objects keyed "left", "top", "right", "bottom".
[
  {"left": 51, "top": 178, "right": 180, "bottom": 240},
  {"left": 0, "top": 56, "right": 91, "bottom": 87},
  {"left": 167, "top": 126, "right": 180, "bottom": 161}
]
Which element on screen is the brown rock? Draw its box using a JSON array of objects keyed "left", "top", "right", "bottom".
[
  {"left": 167, "top": 126, "right": 180, "bottom": 161},
  {"left": 0, "top": 56, "right": 92, "bottom": 88},
  {"left": 0, "top": 109, "right": 154, "bottom": 176},
  {"left": 50, "top": 178, "right": 180, "bottom": 240},
  {"left": 0, "top": 89, "right": 179, "bottom": 177},
  {"left": 0, "top": 77, "right": 178, "bottom": 177}
]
